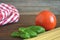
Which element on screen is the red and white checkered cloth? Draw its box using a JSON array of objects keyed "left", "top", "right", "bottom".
[{"left": 0, "top": 3, "right": 19, "bottom": 25}]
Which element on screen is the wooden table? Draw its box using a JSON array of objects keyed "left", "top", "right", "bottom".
[{"left": 0, "top": 14, "right": 60, "bottom": 40}]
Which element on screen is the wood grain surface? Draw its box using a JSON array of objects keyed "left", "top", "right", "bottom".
[
  {"left": 0, "top": 14, "right": 60, "bottom": 40},
  {"left": 0, "top": 0, "right": 60, "bottom": 14},
  {"left": 0, "top": 0, "right": 60, "bottom": 40}
]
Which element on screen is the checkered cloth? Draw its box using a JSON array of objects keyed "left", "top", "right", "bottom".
[{"left": 0, "top": 3, "right": 19, "bottom": 25}]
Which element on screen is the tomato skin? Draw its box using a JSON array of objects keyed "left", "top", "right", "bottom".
[{"left": 35, "top": 10, "right": 56, "bottom": 30}]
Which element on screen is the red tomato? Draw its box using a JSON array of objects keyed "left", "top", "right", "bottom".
[{"left": 35, "top": 10, "right": 56, "bottom": 30}]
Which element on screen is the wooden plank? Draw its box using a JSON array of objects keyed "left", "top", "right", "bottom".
[
  {"left": 0, "top": 0, "right": 60, "bottom": 6},
  {"left": 0, "top": 0, "right": 60, "bottom": 14},
  {"left": 0, "top": 14, "right": 60, "bottom": 40}
]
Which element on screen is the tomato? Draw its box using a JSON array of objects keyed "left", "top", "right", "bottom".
[{"left": 35, "top": 10, "right": 56, "bottom": 30}]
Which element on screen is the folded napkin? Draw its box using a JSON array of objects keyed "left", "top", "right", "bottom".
[{"left": 0, "top": 3, "right": 19, "bottom": 25}]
